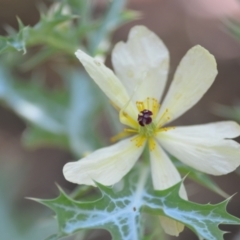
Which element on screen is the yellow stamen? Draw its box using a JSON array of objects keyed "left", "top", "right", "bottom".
[
  {"left": 156, "top": 126, "right": 175, "bottom": 133},
  {"left": 157, "top": 108, "right": 171, "bottom": 127},
  {"left": 148, "top": 138, "right": 156, "bottom": 151},
  {"left": 136, "top": 98, "right": 160, "bottom": 118},
  {"left": 151, "top": 98, "right": 160, "bottom": 117},
  {"left": 110, "top": 131, "right": 134, "bottom": 143},
  {"left": 131, "top": 135, "right": 146, "bottom": 147},
  {"left": 124, "top": 128, "right": 138, "bottom": 133},
  {"left": 136, "top": 101, "right": 144, "bottom": 112},
  {"left": 146, "top": 97, "right": 150, "bottom": 110},
  {"left": 120, "top": 110, "right": 138, "bottom": 129}
]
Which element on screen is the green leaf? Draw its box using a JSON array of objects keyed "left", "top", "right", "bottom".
[
  {"left": 121, "top": 9, "right": 142, "bottom": 21},
  {"left": 0, "top": 64, "right": 68, "bottom": 135},
  {"left": 211, "top": 103, "right": 240, "bottom": 123},
  {"left": 0, "top": 22, "right": 29, "bottom": 54},
  {"left": 172, "top": 157, "right": 229, "bottom": 198},
  {"left": 0, "top": 166, "right": 57, "bottom": 240},
  {"left": 0, "top": 2, "right": 78, "bottom": 56},
  {"left": 33, "top": 166, "right": 240, "bottom": 240},
  {"left": 20, "top": 47, "right": 57, "bottom": 71},
  {"left": 0, "top": 0, "right": 137, "bottom": 59},
  {"left": 88, "top": 0, "right": 127, "bottom": 55},
  {"left": 66, "top": 70, "right": 97, "bottom": 155},
  {"left": 22, "top": 125, "right": 69, "bottom": 150},
  {"left": 225, "top": 18, "right": 240, "bottom": 42},
  {"left": 0, "top": 64, "right": 106, "bottom": 152},
  {"left": 144, "top": 185, "right": 238, "bottom": 240},
  {"left": 64, "top": 69, "right": 104, "bottom": 157}
]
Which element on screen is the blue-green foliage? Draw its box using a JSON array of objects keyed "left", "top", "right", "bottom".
[
  {"left": 35, "top": 166, "right": 240, "bottom": 240},
  {"left": 0, "top": 0, "right": 137, "bottom": 157}
]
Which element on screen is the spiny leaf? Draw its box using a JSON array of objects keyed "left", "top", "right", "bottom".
[
  {"left": 0, "top": 0, "right": 137, "bottom": 57},
  {"left": 144, "top": 183, "right": 238, "bottom": 240},
  {"left": 0, "top": 25, "right": 29, "bottom": 54},
  {"left": 172, "top": 156, "right": 229, "bottom": 198},
  {"left": 32, "top": 166, "right": 240, "bottom": 240}
]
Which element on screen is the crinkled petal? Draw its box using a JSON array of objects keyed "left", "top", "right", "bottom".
[
  {"left": 112, "top": 25, "right": 169, "bottom": 103},
  {"left": 150, "top": 141, "right": 187, "bottom": 236},
  {"left": 157, "top": 122, "right": 240, "bottom": 175},
  {"left": 157, "top": 45, "right": 217, "bottom": 126},
  {"left": 75, "top": 50, "right": 137, "bottom": 119},
  {"left": 63, "top": 137, "right": 145, "bottom": 186}
]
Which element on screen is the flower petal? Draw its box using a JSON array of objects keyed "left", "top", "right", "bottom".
[
  {"left": 165, "top": 121, "right": 240, "bottom": 139},
  {"left": 159, "top": 216, "right": 184, "bottom": 237},
  {"left": 149, "top": 142, "right": 187, "bottom": 236},
  {"left": 157, "top": 45, "right": 218, "bottom": 126},
  {"left": 150, "top": 142, "right": 187, "bottom": 196},
  {"left": 63, "top": 137, "right": 145, "bottom": 186},
  {"left": 112, "top": 25, "right": 169, "bottom": 102},
  {"left": 157, "top": 122, "right": 240, "bottom": 175},
  {"left": 75, "top": 50, "right": 137, "bottom": 119}
]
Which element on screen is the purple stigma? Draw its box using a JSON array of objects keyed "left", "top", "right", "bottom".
[{"left": 138, "top": 110, "right": 153, "bottom": 126}]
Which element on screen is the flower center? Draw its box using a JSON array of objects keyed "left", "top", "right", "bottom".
[
  {"left": 138, "top": 109, "right": 153, "bottom": 126},
  {"left": 137, "top": 107, "right": 157, "bottom": 141},
  {"left": 112, "top": 98, "right": 173, "bottom": 150},
  {"left": 138, "top": 120, "right": 157, "bottom": 138},
  {"left": 135, "top": 98, "right": 161, "bottom": 142}
]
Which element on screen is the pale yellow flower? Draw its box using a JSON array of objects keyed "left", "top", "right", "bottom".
[{"left": 63, "top": 26, "right": 240, "bottom": 236}]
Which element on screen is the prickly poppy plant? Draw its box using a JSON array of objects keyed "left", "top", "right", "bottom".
[
  {"left": 1, "top": 0, "right": 239, "bottom": 238},
  {"left": 62, "top": 26, "right": 240, "bottom": 237}
]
